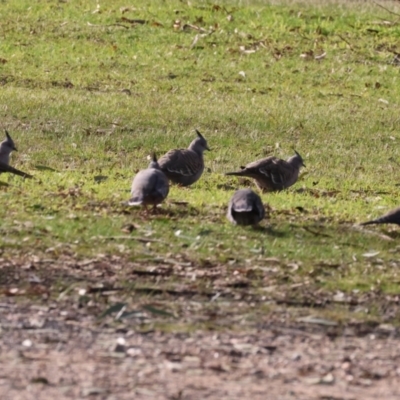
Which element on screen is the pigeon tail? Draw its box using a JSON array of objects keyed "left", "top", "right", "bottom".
[
  {"left": 0, "top": 161, "right": 32, "bottom": 178},
  {"left": 361, "top": 217, "right": 390, "bottom": 226},
  {"left": 225, "top": 170, "right": 246, "bottom": 177}
]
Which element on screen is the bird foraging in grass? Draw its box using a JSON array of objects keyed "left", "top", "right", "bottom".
[
  {"left": 128, "top": 153, "right": 169, "bottom": 213},
  {"left": 227, "top": 189, "right": 265, "bottom": 226},
  {"left": 226, "top": 150, "right": 305, "bottom": 192},
  {"left": 158, "top": 129, "right": 210, "bottom": 187},
  {"left": 0, "top": 130, "right": 32, "bottom": 179}
]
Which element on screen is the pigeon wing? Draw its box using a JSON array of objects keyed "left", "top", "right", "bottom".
[
  {"left": 158, "top": 149, "right": 202, "bottom": 178},
  {"left": 255, "top": 158, "right": 295, "bottom": 190},
  {"left": 129, "top": 169, "right": 157, "bottom": 204},
  {"left": 153, "top": 170, "right": 169, "bottom": 199},
  {"left": 130, "top": 169, "right": 169, "bottom": 205}
]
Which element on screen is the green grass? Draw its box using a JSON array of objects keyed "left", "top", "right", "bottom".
[{"left": 2, "top": 0, "right": 400, "bottom": 327}]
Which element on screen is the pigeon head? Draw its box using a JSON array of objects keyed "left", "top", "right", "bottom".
[
  {"left": 0, "top": 130, "right": 18, "bottom": 165},
  {"left": 188, "top": 129, "right": 211, "bottom": 153},
  {"left": 288, "top": 150, "right": 305, "bottom": 168},
  {"left": 0, "top": 130, "right": 17, "bottom": 153}
]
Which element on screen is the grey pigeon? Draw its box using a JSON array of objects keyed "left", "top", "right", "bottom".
[
  {"left": 361, "top": 207, "right": 400, "bottom": 226},
  {"left": 158, "top": 129, "right": 210, "bottom": 186},
  {"left": 227, "top": 189, "right": 265, "bottom": 226},
  {"left": 128, "top": 153, "right": 169, "bottom": 211},
  {"left": 0, "top": 130, "right": 32, "bottom": 178},
  {"left": 225, "top": 150, "right": 305, "bottom": 192}
]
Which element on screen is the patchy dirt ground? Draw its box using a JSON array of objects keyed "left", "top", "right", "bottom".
[
  {"left": 2, "top": 317, "right": 400, "bottom": 400},
  {"left": 1, "top": 255, "right": 400, "bottom": 400}
]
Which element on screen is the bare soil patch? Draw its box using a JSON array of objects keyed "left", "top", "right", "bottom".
[{"left": 1, "top": 255, "right": 400, "bottom": 399}]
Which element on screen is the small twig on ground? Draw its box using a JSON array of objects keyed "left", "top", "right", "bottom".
[
  {"left": 337, "top": 34, "right": 355, "bottom": 51},
  {"left": 372, "top": 1, "right": 400, "bottom": 18},
  {"left": 87, "top": 22, "right": 129, "bottom": 29},
  {"left": 302, "top": 226, "right": 332, "bottom": 238},
  {"left": 97, "top": 235, "right": 168, "bottom": 244},
  {"left": 168, "top": 200, "right": 189, "bottom": 206}
]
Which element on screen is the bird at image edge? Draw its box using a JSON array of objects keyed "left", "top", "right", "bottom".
[
  {"left": 0, "top": 130, "right": 32, "bottom": 179},
  {"left": 361, "top": 207, "right": 400, "bottom": 226}
]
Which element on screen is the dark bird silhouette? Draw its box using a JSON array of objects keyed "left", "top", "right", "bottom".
[
  {"left": 0, "top": 131, "right": 32, "bottom": 179},
  {"left": 361, "top": 207, "right": 400, "bottom": 226}
]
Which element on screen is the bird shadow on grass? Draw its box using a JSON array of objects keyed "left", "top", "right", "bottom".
[
  {"left": 119, "top": 204, "right": 202, "bottom": 219},
  {"left": 216, "top": 182, "right": 242, "bottom": 191},
  {"left": 163, "top": 206, "right": 201, "bottom": 219},
  {"left": 252, "top": 224, "right": 289, "bottom": 238}
]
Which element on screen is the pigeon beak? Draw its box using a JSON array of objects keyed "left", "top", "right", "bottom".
[
  {"left": 206, "top": 145, "right": 211, "bottom": 151},
  {"left": 13, "top": 146, "right": 18, "bottom": 152}
]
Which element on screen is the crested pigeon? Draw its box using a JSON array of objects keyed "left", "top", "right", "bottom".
[
  {"left": 227, "top": 188, "right": 265, "bottom": 226},
  {"left": 0, "top": 130, "right": 32, "bottom": 178},
  {"left": 158, "top": 129, "right": 210, "bottom": 186},
  {"left": 361, "top": 207, "right": 400, "bottom": 226},
  {"left": 128, "top": 153, "right": 169, "bottom": 211},
  {"left": 225, "top": 150, "right": 305, "bottom": 192}
]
